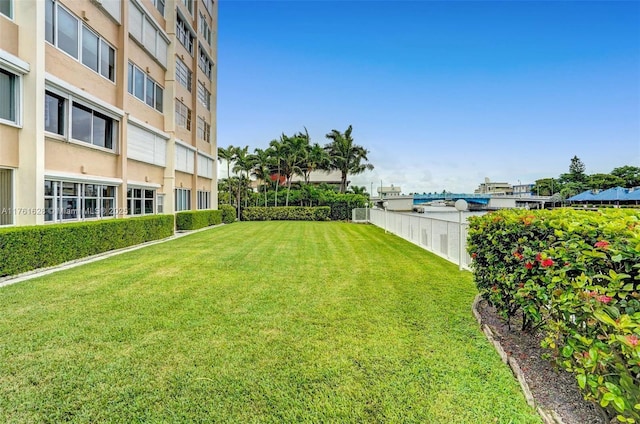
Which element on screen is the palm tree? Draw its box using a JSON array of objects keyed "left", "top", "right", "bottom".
[
  {"left": 232, "top": 146, "right": 255, "bottom": 217},
  {"left": 251, "top": 148, "right": 272, "bottom": 207},
  {"left": 280, "top": 133, "right": 307, "bottom": 206},
  {"left": 217, "top": 145, "right": 235, "bottom": 205},
  {"left": 324, "top": 125, "right": 374, "bottom": 193},
  {"left": 268, "top": 136, "right": 286, "bottom": 207}
]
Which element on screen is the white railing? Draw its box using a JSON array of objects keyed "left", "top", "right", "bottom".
[{"left": 366, "top": 208, "right": 475, "bottom": 270}]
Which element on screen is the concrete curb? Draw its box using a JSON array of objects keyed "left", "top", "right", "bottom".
[
  {"left": 472, "top": 295, "right": 565, "bottom": 424},
  {"left": 0, "top": 224, "right": 225, "bottom": 289}
]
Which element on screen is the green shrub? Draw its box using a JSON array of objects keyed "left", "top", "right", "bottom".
[
  {"left": 176, "top": 210, "right": 222, "bottom": 231},
  {"left": 219, "top": 204, "right": 236, "bottom": 224},
  {"left": 0, "top": 215, "right": 174, "bottom": 278},
  {"left": 320, "top": 193, "right": 368, "bottom": 221},
  {"left": 242, "top": 207, "right": 330, "bottom": 221},
  {"left": 468, "top": 208, "right": 640, "bottom": 422}
]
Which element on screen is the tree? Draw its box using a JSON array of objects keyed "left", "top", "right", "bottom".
[
  {"left": 560, "top": 155, "right": 587, "bottom": 184},
  {"left": 532, "top": 178, "right": 559, "bottom": 196},
  {"left": 611, "top": 166, "right": 640, "bottom": 187},
  {"left": 280, "top": 133, "right": 307, "bottom": 206},
  {"left": 324, "top": 125, "right": 374, "bottom": 193},
  {"left": 587, "top": 173, "right": 625, "bottom": 190},
  {"left": 232, "top": 146, "right": 254, "bottom": 219},
  {"left": 347, "top": 186, "right": 367, "bottom": 196},
  {"left": 268, "top": 136, "right": 286, "bottom": 207},
  {"left": 251, "top": 148, "right": 273, "bottom": 207},
  {"left": 217, "top": 145, "right": 235, "bottom": 205}
]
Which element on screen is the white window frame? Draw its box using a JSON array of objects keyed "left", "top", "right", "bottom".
[
  {"left": 197, "top": 190, "right": 210, "bottom": 210},
  {"left": 45, "top": 76, "right": 122, "bottom": 153},
  {"left": 202, "top": 0, "right": 214, "bottom": 18},
  {"left": 0, "top": 0, "right": 13, "bottom": 20},
  {"left": 175, "top": 100, "right": 191, "bottom": 130},
  {"left": 197, "top": 80, "right": 210, "bottom": 110},
  {"left": 176, "top": 12, "right": 195, "bottom": 55},
  {"left": 0, "top": 167, "right": 14, "bottom": 226},
  {"left": 198, "top": 44, "right": 213, "bottom": 80},
  {"left": 127, "top": 61, "right": 164, "bottom": 112},
  {"left": 196, "top": 116, "right": 210, "bottom": 142},
  {"left": 44, "top": 179, "right": 118, "bottom": 222},
  {"left": 127, "top": 186, "right": 156, "bottom": 216},
  {"left": 199, "top": 12, "right": 212, "bottom": 46},
  {"left": 0, "top": 50, "right": 29, "bottom": 128},
  {"left": 128, "top": 0, "right": 169, "bottom": 68},
  {"left": 45, "top": 0, "right": 117, "bottom": 82},
  {"left": 175, "top": 188, "right": 191, "bottom": 211},
  {"left": 175, "top": 57, "right": 192, "bottom": 91}
]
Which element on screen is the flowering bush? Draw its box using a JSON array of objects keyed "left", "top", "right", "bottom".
[{"left": 468, "top": 208, "right": 640, "bottom": 422}]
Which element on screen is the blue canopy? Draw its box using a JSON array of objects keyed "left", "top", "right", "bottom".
[{"left": 568, "top": 187, "right": 640, "bottom": 202}]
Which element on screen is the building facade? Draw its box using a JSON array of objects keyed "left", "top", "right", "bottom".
[{"left": 0, "top": 0, "right": 217, "bottom": 226}]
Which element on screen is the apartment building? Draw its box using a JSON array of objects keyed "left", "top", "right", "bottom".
[{"left": 0, "top": 0, "right": 217, "bottom": 226}]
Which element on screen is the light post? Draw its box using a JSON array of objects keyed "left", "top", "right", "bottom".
[
  {"left": 455, "top": 199, "right": 468, "bottom": 271},
  {"left": 383, "top": 201, "right": 389, "bottom": 233}
]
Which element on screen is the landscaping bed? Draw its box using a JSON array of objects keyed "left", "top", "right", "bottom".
[{"left": 476, "top": 298, "right": 606, "bottom": 424}]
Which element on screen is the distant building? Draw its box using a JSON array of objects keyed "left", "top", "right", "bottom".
[
  {"left": 513, "top": 183, "right": 535, "bottom": 197},
  {"left": 474, "top": 178, "right": 512, "bottom": 195},
  {"left": 377, "top": 185, "right": 402, "bottom": 197}
]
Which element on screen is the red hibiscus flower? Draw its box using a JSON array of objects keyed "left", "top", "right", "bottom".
[
  {"left": 513, "top": 252, "right": 523, "bottom": 260},
  {"left": 535, "top": 253, "right": 542, "bottom": 262},
  {"left": 541, "top": 258, "right": 554, "bottom": 267},
  {"left": 525, "top": 262, "right": 534, "bottom": 270},
  {"left": 626, "top": 335, "right": 639, "bottom": 347},
  {"left": 594, "top": 240, "right": 610, "bottom": 249}
]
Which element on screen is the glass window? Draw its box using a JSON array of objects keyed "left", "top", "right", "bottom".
[
  {"left": 0, "top": 69, "right": 16, "bottom": 123},
  {"left": 82, "top": 26, "right": 99, "bottom": 72},
  {"left": 57, "top": 6, "right": 79, "bottom": 59},
  {"left": 100, "top": 40, "right": 115, "bottom": 81},
  {"left": 45, "top": 0, "right": 54, "bottom": 43},
  {"left": 155, "top": 85, "right": 163, "bottom": 112},
  {"left": 176, "top": 58, "right": 192, "bottom": 91},
  {"left": 45, "top": 91, "right": 65, "bottom": 135},
  {"left": 134, "top": 67, "right": 144, "bottom": 100},
  {"left": 72, "top": 103, "right": 92, "bottom": 143},
  {"left": 127, "top": 63, "right": 133, "bottom": 94},
  {"left": 46, "top": 180, "right": 117, "bottom": 222},
  {"left": 145, "top": 78, "right": 155, "bottom": 107},
  {"left": 0, "top": 168, "right": 13, "bottom": 226},
  {"left": 0, "top": 0, "right": 12, "bottom": 19},
  {"left": 92, "top": 113, "right": 108, "bottom": 148},
  {"left": 154, "top": 0, "right": 165, "bottom": 16}
]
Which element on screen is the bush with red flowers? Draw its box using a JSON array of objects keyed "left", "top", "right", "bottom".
[{"left": 468, "top": 208, "right": 640, "bottom": 422}]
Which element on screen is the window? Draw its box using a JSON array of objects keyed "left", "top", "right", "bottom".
[
  {"left": 152, "top": 0, "right": 165, "bottom": 16},
  {"left": 128, "top": 2, "right": 169, "bottom": 67},
  {"left": 72, "top": 102, "right": 116, "bottom": 149},
  {"left": 198, "top": 45, "right": 213, "bottom": 79},
  {"left": 175, "top": 188, "right": 191, "bottom": 211},
  {"left": 0, "top": 68, "right": 17, "bottom": 124},
  {"left": 197, "top": 154, "right": 214, "bottom": 178},
  {"left": 157, "top": 194, "right": 164, "bottom": 213},
  {"left": 175, "top": 144, "right": 195, "bottom": 174},
  {"left": 182, "top": 0, "right": 193, "bottom": 15},
  {"left": 44, "top": 180, "right": 116, "bottom": 222},
  {"left": 127, "top": 187, "right": 155, "bottom": 215},
  {"left": 176, "top": 14, "right": 194, "bottom": 55},
  {"left": 176, "top": 58, "right": 192, "bottom": 91},
  {"left": 0, "top": 168, "right": 13, "bottom": 226},
  {"left": 127, "top": 62, "right": 163, "bottom": 112},
  {"left": 197, "top": 116, "right": 210, "bottom": 142},
  {"left": 197, "top": 191, "right": 210, "bottom": 210},
  {"left": 197, "top": 81, "right": 210, "bottom": 110},
  {"left": 199, "top": 12, "right": 212, "bottom": 46},
  {"left": 127, "top": 123, "right": 167, "bottom": 167},
  {"left": 175, "top": 100, "right": 191, "bottom": 130},
  {"left": 0, "top": 0, "right": 12, "bottom": 19},
  {"left": 45, "top": 91, "right": 66, "bottom": 135},
  {"left": 45, "top": 0, "right": 116, "bottom": 81},
  {"left": 202, "top": 0, "right": 214, "bottom": 17}
]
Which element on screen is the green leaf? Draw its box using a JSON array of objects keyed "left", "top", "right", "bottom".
[
  {"left": 613, "top": 396, "right": 627, "bottom": 412},
  {"left": 577, "top": 373, "right": 586, "bottom": 389},
  {"left": 593, "top": 310, "right": 617, "bottom": 326}
]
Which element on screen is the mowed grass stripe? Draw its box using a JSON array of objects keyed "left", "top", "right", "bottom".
[{"left": 0, "top": 221, "right": 541, "bottom": 423}]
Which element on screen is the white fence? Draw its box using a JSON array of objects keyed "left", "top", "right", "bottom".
[{"left": 366, "top": 208, "right": 475, "bottom": 270}]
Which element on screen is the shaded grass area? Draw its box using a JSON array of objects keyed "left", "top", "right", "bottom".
[{"left": 0, "top": 222, "right": 541, "bottom": 423}]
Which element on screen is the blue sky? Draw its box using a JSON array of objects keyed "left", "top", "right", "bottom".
[{"left": 216, "top": 0, "right": 640, "bottom": 194}]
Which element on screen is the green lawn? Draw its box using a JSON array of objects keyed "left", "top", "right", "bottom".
[{"left": 0, "top": 221, "right": 541, "bottom": 423}]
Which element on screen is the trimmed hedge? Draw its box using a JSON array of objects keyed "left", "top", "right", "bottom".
[
  {"left": 219, "top": 204, "right": 236, "bottom": 224},
  {"left": 0, "top": 215, "right": 174, "bottom": 278},
  {"left": 176, "top": 209, "right": 222, "bottom": 231},
  {"left": 468, "top": 208, "right": 640, "bottom": 422},
  {"left": 242, "top": 206, "right": 330, "bottom": 221},
  {"left": 320, "top": 193, "right": 368, "bottom": 221}
]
